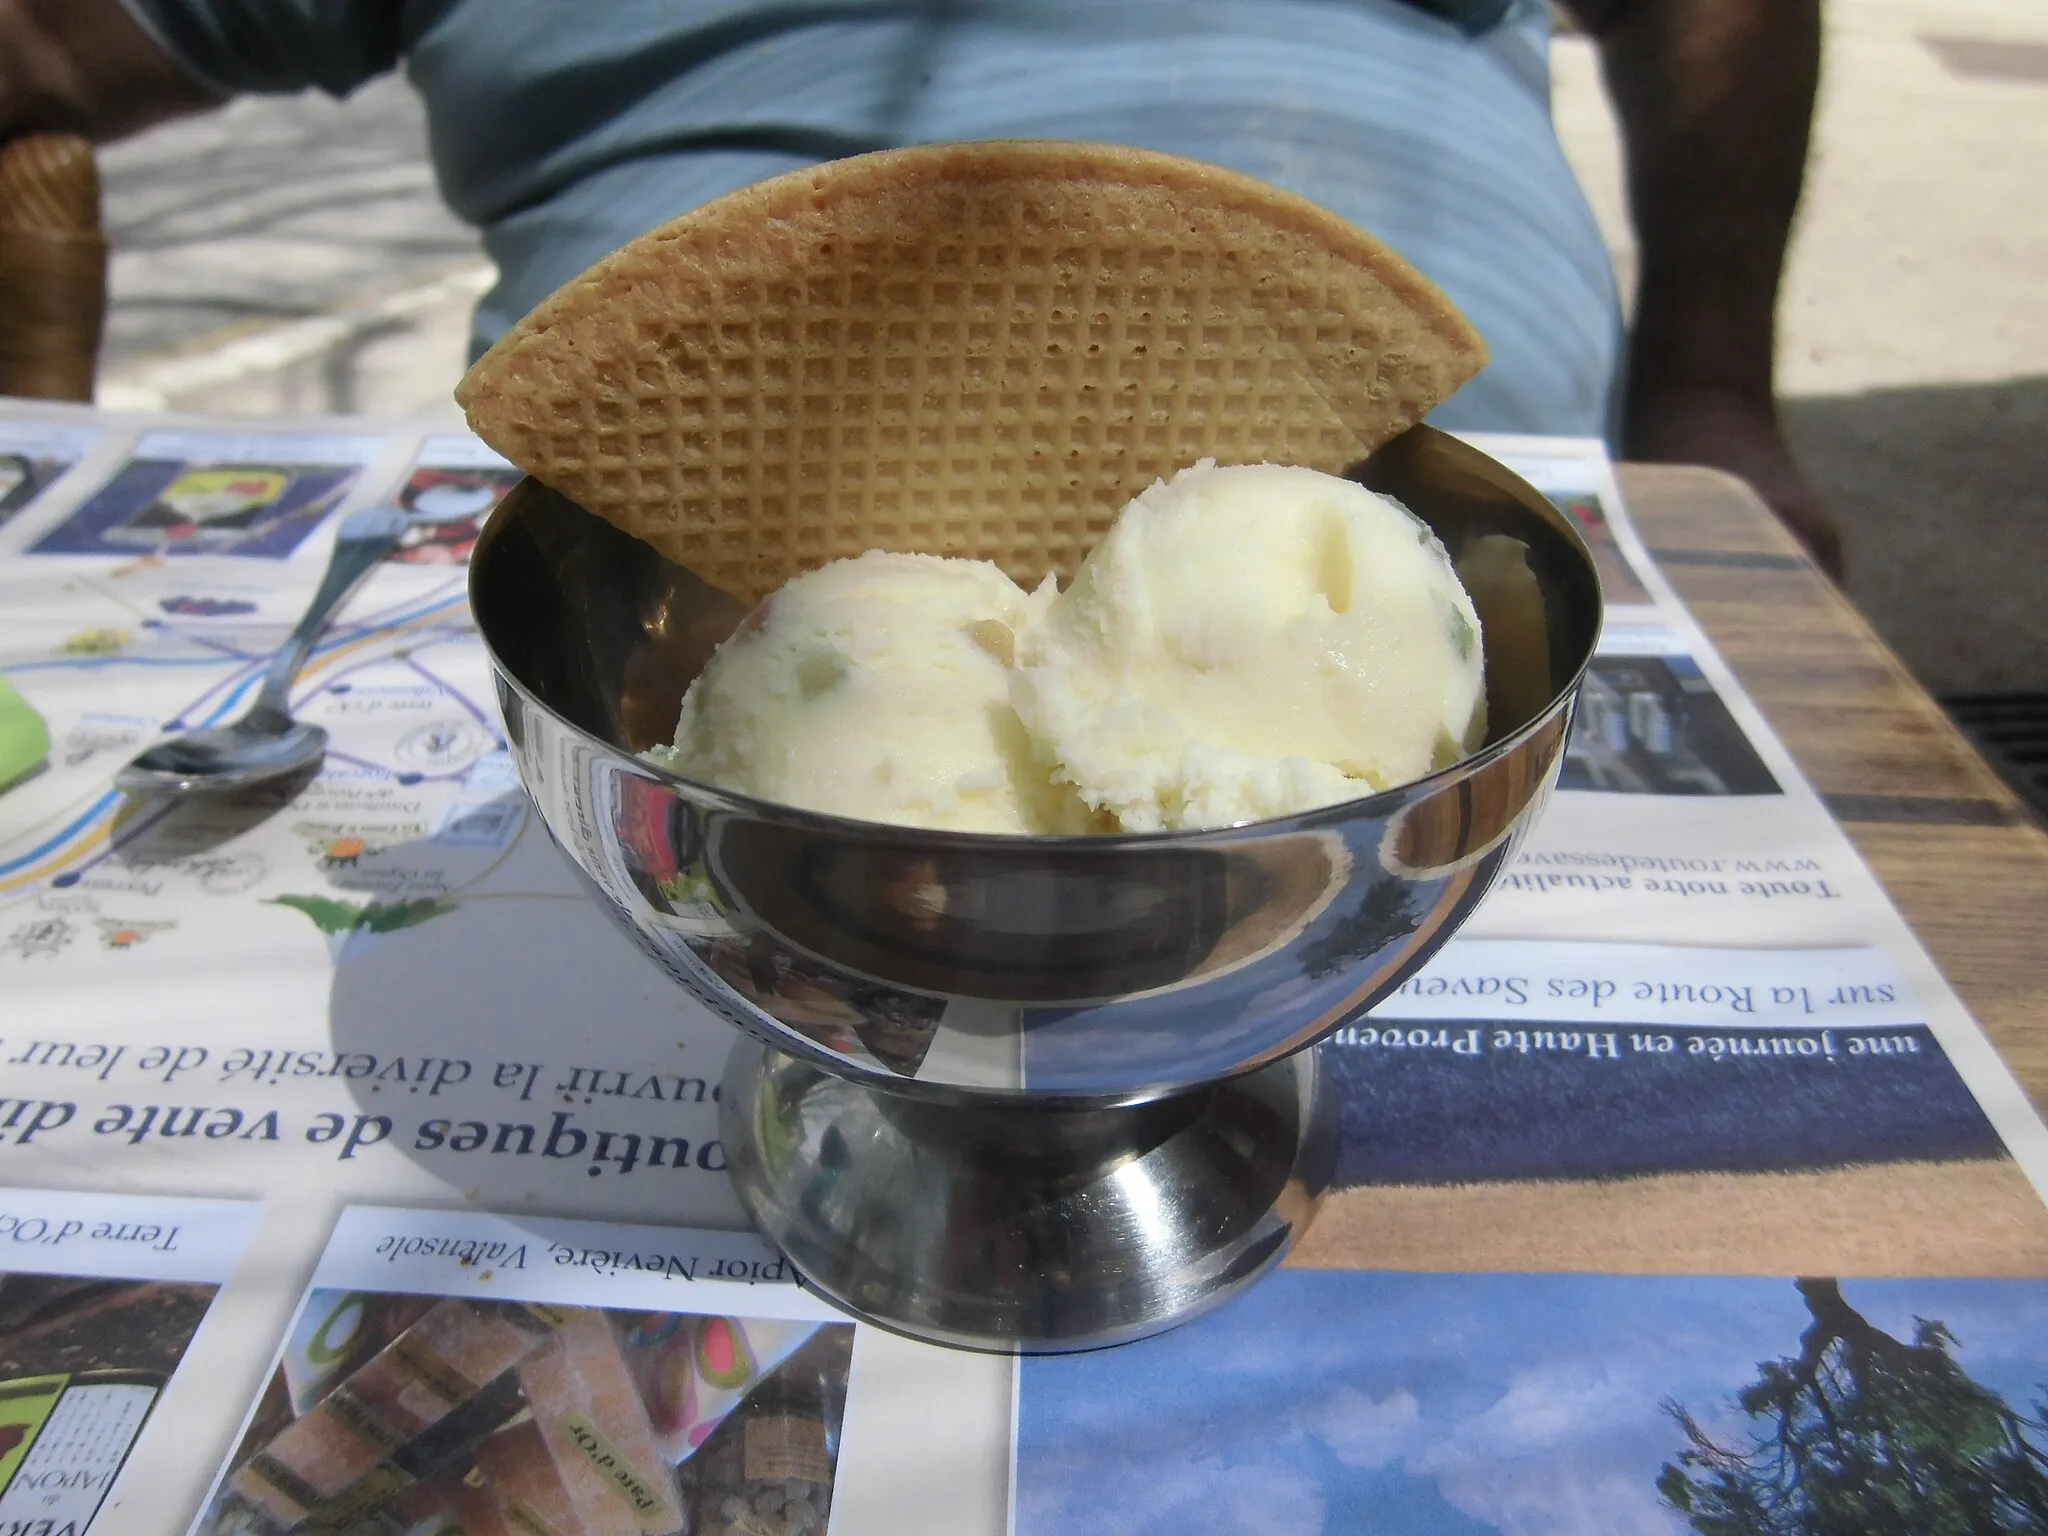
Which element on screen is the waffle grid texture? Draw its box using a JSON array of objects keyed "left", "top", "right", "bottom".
[{"left": 458, "top": 141, "right": 1487, "bottom": 603}]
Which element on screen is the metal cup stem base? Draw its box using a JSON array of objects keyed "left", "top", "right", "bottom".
[{"left": 719, "top": 1039, "right": 1336, "bottom": 1353}]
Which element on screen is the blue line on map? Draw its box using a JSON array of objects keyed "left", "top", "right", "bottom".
[
  {"left": 347, "top": 584, "right": 467, "bottom": 630},
  {"left": 0, "top": 790, "right": 119, "bottom": 876},
  {"left": 5, "top": 594, "right": 468, "bottom": 680},
  {"left": 4, "top": 655, "right": 241, "bottom": 673},
  {"left": 302, "top": 651, "right": 410, "bottom": 696},
  {"left": 180, "top": 615, "right": 412, "bottom": 726},
  {"left": 55, "top": 795, "right": 182, "bottom": 884},
  {"left": 334, "top": 590, "right": 468, "bottom": 635},
  {"left": 196, "top": 673, "right": 261, "bottom": 727},
  {"left": 167, "top": 635, "right": 279, "bottom": 720},
  {"left": 177, "top": 662, "right": 260, "bottom": 724},
  {"left": 185, "top": 633, "right": 262, "bottom": 662}
]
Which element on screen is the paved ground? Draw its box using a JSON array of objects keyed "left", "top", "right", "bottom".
[
  {"left": 96, "top": 76, "right": 477, "bottom": 362},
  {"left": 95, "top": 75, "right": 481, "bottom": 421},
  {"left": 86, "top": 1, "right": 2047, "bottom": 692},
  {"left": 1553, "top": 0, "right": 2048, "bottom": 694}
]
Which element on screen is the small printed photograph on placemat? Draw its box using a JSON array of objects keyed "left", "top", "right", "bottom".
[
  {"left": 1562, "top": 653, "right": 1780, "bottom": 796},
  {"left": 0, "top": 1191, "right": 258, "bottom": 1536},
  {"left": 30, "top": 431, "right": 385, "bottom": 559},
  {"left": 1547, "top": 491, "right": 1653, "bottom": 608},
  {"left": 0, "top": 420, "right": 101, "bottom": 532},
  {"left": 387, "top": 435, "right": 523, "bottom": 566},
  {"left": 195, "top": 1209, "right": 856, "bottom": 1536},
  {"left": 1299, "top": 941, "right": 2048, "bottom": 1279},
  {"left": 0, "top": 1275, "right": 217, "bottom": 1532},
  {"left": 197, "top": 1295, "right": 853, "bottom": 1536},
  {"left": 1015, "top": 1269, "right": 2048, "bottom": 1536}
]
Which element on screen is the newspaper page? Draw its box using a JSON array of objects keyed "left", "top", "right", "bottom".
[{"left": 1, "top": 398, "right": 2043, "bottom": 1536}]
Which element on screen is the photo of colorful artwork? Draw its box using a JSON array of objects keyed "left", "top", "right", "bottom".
[{"left": 32, "top": 431, "right": 384, "bottom": 558}]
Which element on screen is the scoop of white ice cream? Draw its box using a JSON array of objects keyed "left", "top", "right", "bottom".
[
  {"left": 1013, "top": 461, "right": 1486, "bottom": 831},
  {"left": 651, "top": 550, "right": 1064, "bottom": 833}
]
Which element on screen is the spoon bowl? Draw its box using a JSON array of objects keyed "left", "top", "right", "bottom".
[
  {"left": 115, "top": 714, "right": 329, "bottom": 795},
  {"left": 113, "top": 503, "right": 406, "bottom": 798}
]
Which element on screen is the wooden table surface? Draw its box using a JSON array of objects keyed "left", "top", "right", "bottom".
[
  {"left": 1303, "top": 466, "right": 2048, "bottom": 1277},
  {"left": 1618, "top": 464, "right": 2048, "bottom": 1112}
]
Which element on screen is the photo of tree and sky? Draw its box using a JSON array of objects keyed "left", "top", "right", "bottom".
[
  {"left": 1659, "top": 1277, "right": 2048, "bottom": 1535},
  {"left": 1014, "top": 1271, "right": 2048, "bottom": 1536}
]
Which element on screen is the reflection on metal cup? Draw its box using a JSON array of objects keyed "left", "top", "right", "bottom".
[
  {"left": 475, "top": 426, "right": 1602, "bottom": 1102},
  {"left": 471, "top": 423, "right": 1604, "bottom": 1350}
]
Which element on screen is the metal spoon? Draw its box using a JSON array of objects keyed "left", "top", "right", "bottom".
[{"left": 115, "top": 503, "right": 410, "bottom": 795}]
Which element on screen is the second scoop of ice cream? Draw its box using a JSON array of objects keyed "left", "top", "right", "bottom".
[{"left": 1013, "top": 462, "right": 1487, "bottom": 831}]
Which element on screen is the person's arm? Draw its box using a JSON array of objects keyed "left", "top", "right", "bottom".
[
  {"left": 0, "top": 0, "right": 221, "bottom": 142},
  {"left": 1562, "top": 0, "right": 1842, "bottom": 578}
]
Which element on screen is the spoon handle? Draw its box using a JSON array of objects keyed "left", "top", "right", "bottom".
[{"left": 250, "top": 504, "right": 409, "bottom": 721}]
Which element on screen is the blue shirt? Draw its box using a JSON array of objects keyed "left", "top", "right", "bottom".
[{"left": 119, "top": 0, "right": 1621, "bottom": 436}]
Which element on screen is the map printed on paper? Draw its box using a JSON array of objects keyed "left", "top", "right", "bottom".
[{"left": 0, "top": 564, "right": 502, "bottom": 943}]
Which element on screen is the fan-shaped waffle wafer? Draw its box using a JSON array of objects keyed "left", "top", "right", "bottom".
[{"left": 457, "top": 141, "right": 1486, "bottom": 604}]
